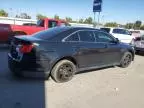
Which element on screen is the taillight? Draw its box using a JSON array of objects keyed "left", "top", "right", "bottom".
[{"left": 19, "top": 44, "right": 34, "bottom": 53}]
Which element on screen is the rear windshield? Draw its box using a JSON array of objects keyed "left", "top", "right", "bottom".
[
  {"left": 112, "top": 29, "right": 130, "bottom": 35},
  {"left": 33, "top": 27, "right": 70, "bottom": 40},
  {"left": 100, "top": 28, "right": 110, "bottom": 33}
]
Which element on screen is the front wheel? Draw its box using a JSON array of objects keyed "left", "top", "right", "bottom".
[
  {"left": 51, "top": 60, "right": 76, "bottom": 83},
  {"left": 120, "top": 52, "right": 132, "bottom": 68}
]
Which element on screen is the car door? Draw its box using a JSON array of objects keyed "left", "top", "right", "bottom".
[
  {"left": 30, "top": 19, "right": 45, "bottom": 34},
  {"left": 74, "top": 30, "right": 108, "bottom": 68},
  {"left": 94, "top": 31, "right": 121, "bottom": 65}
]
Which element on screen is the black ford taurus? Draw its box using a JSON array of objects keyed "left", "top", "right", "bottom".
[{"left": 8, "top": 27, "right": 135, "bottom": 83}]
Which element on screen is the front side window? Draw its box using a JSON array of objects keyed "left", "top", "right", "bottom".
[
  {"left": 78, "top": 31, "right": 95, "bottom": 42},
  {"left": 65, "top": 32, "right": 79, "bottom": 42},
  {"left": 94, "top": 31, "right": 114, "bottom": 43},
  {"left": 48, "top": 20, "right": 58, "bottom": 28}
]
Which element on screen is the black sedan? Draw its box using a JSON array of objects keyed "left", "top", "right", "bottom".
[{"left": 8, "top": 27, "right": 135, "bottom": 83}]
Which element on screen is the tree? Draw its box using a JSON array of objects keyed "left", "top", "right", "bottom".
[
  {"left": 65, "top": 17, "right": 72, "bottom": 22},
  {"left": 0, "top": 9, "right": 8, "bottom": 17},
  {"left": 134, "top": 20, "right": 142, "bottom": 29},
  {"left": 79, "top": 19, "right": 84, "bottom": 23},
  {"left": 15, "top": 13, "right": 31, "bottom": 19},
  {"left": 125, "top": 23, "right": 134, "bottom": 29},
  {"left": 105, "top": 22, "right": 118, "bottom": 27},
  {"left": 140, "top": 25, "right": 144, "bottom": 30},
  {"left": 36, "top": 14, "right": 47, "bottom": 20},
  {"left": 84, "top": 17, "right": 93, "bottom": 24},
  {"left": 54, "top": 14, "right": 60, "bottom": 20},
  {"left": 71, "top": 20, "right": 78, "bottom": 23}
]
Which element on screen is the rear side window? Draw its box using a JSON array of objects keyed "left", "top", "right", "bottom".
[
  {"left": 48, "top": 20, "right": 58, "bottom": 28},
  {"left": 65, "top": 33, "right": 79, "bottom": 41},
  {"left": 37, "top": 20, "right": 44, "bottom": 27},
  {"left": 78, "top": 31, "right": 95, "bottom": 42},
  {"left": 112, "top": 29, "right": 130, "bottom": 35},
  {"left": 100, "top": 28, "right": 110, "bottom": 33}
]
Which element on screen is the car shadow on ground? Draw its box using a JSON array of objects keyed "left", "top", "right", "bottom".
[
  {"left": 76, "top": 66, "right": 114, "bottom": 75},
  {"left": 0, "top": 49, "right": 46, "bottom": 108},
  {"left": 135, "top": 52, "right": 144, "bottom": 56}
]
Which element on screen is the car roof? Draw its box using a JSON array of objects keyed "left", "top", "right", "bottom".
[
  {"left": 57, "top": 26, "right": 100, "bottom": 31},
  {"left": 100, "top": 27, "right": 126, "bottom": 30}
]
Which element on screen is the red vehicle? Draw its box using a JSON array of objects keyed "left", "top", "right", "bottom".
[{"left": 0, "top": 18, "right": 69, "bottom": 43}]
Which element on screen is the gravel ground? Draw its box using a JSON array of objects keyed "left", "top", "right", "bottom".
[
  {"left": 46, "top": 54, "right": 144, "bottom": 108},
  {"left": 0, "top": 49, "right": 144, "bottom": 108}
]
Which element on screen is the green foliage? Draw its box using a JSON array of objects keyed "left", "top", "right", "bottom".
[
  {"left": 84, "top": 17, "right": 93, "bottom": 24},
  {"left": 36, "top": 14, "right": 47, "bottom": 20},
  {"left": 71, "top": 20, "right": 78, "bottom": 23},
  {"left": 65, "top": 17, "right": 72, "bottom": 22},
  {"left": 78, "top": 19, "right": 84, "bottom": 23},
  {"left": 125, "top": 23, "right": 134, "bottom": 29},
  {"left": 0, "top": 9, "right": 8, "bottom": 17},
  {"left": 105, "top": 22, "right": 118, "bottom": 27},
  {"left": 54, "top": 14, "right": 60, "bottom": 20},
  {"left": 140, "top": 25, "right": 144, "bottom": 30},
  {"left": 15, "top": 13, "right": 31, "bottom": 19},
  {"left": 134, "top": 20, "right": 142, "bottom": 29}
]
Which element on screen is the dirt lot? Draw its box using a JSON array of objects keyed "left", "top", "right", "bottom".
[
  {"left": 46, "top": 54, "right": 144, "bottom": 108},
  {"left": 0, "top": 49, "right": 144, "bottom": 108}
]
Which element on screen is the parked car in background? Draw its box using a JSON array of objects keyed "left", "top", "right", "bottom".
[
  {"left": 100, "top": 27, "right": 134, "bottom": 44},
  {"left": 133, "top": 35, "right": 144, "bottom": 52},
  {"left": 8, "top": 27, "right": 135, "bottom": 83},
  {"left": 129, "top": 30, "right": 141, "bottom": 37},
  {"left": 0, "top": 18, "right": 68, "bottom": 43}
]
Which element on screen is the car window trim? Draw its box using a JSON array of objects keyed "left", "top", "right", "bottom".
[{"left": 62, "top": 29, "right": 98, "bottom": 43}]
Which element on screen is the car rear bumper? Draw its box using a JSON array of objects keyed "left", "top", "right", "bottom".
[{"left": 8, "top": 53, "right": 51, "bottom": 78}]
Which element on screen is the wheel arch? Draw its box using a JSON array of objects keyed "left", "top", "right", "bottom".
[
  {"left": 50, "top": 56, "right": 78, "bottom": 74},
  {"left": 128, "top": 49, "right": 135, "bottom": 61}
]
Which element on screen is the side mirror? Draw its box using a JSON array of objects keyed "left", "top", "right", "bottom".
[
  {"left": 115, "top": 38, "right": 120, "bottom": 43},
  {"left": 129, "top": 32, "right": 132, "bottom": 35}
]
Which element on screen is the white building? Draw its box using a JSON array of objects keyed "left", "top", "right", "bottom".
[
  {"left": 0, "top": 16, "right": 95, "bottom": 28},
  {"left": 0, "top": 16, "right": 36, "bottom": 25}
]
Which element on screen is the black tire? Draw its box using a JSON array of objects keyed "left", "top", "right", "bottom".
[
  {"left": 120, "top": 52, "right": 132, "bottom": 68},
  {"left": 51, "top": 60, "right": 76, "bottom": 83}
]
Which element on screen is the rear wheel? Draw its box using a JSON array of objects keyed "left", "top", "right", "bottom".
[
  {"left": 120, "top": 52, "right": 132, "bottom": 68},
  {"left": 51, "top": 60, "right": 76, "bottom": 83}
]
